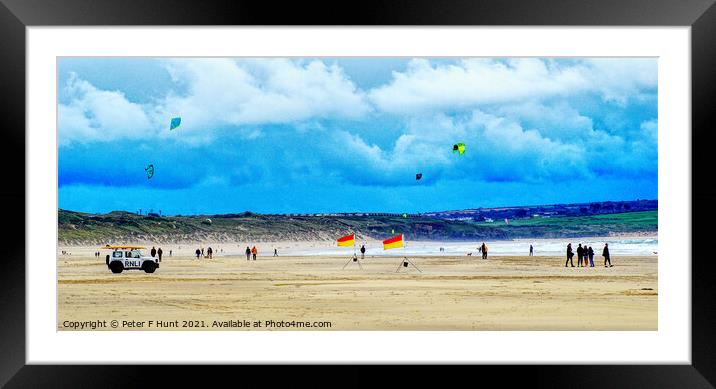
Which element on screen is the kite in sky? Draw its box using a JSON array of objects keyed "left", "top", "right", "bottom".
[
  {"left": 453, "top": 143, "right": 466, "bottom": 155},
  {"left": 416, "top": 173, "right": 422, "bottom": 180},
  {"left": 145, "top": 164, "right": 154, "bottom": 179},
  {"left": 169, "top": 117, "right": 181, "bottom": 130}
]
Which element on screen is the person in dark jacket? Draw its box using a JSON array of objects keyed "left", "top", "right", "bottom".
[
  {"left": 529, "top": 245, "right": 534, "bottom": 256},
  {"left": 195, "top": 248, "right": 201, "bottom": 260},
  {"left": 603, "top": 243, "right": 612, "bottom": 267},
  {"left": 566, "top": 243, "right": 574, "bottom": 267},
  {"left": 576, "top": 244, "right": 584, "bottom": 267},
  {"left": 245, "top": 246, "right": 251, "bottom": 261},
  {"left": 151, "top": 246, "right": 157, "bottom": 258},
  {"left": 588, "top": 246, "right": 594, "bottom": 267},
  {"left": 207, "top": 247, "right": 213, "bottom": 259},
  {"left": 360, "top": 245, "right": 366, "bottom": 259},
  {"left": 157, "top": 247, "right": 163, "bottom": 262}
]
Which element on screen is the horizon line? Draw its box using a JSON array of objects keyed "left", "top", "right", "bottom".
[{"left": 58, "top": 198, "right": 658, "bottom": 217}]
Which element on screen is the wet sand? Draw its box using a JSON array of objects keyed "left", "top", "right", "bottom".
[{"left": 57, "top": 247, "right": 657, "bottom": 331}]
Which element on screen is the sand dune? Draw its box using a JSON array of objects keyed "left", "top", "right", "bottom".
[{"left": 57, "top": 246, "right": 657, "bottom": 331}]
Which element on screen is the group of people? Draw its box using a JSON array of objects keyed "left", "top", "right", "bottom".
[
  {"left": 150, "top": 246, "right": 164, "bottom": 261},
  {"left": 245, "top": 246, "right": 258, "bottom": 260},
  {"left": 195, "top": 247, "right": 215, "bottom": 259},
  {"left": 566, "top": 243, "right": 612, "bottom": 267}
]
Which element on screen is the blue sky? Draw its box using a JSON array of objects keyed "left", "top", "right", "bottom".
[{"left": 58, "top": 58, "right": 657, "bottom": 215}]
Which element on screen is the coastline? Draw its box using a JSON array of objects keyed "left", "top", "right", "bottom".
[{"left": 59, "top": 234, "right": 658, "bottom": 258}]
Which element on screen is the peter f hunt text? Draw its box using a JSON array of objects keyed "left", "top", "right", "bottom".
[{"left": 62, "top": 319, "right": 333, "bottom": 329}]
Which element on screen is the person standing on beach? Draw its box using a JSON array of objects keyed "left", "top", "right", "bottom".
[
  {"left": 566, "top": 243, "right": 574, "bottom": 267},
  {"left": 195, "top": 248, "right": 201, "bottom": 260},
  {"left": 588, "top": 246, "right": 594, "bottom": 267},
  {"left": 207, "top": 247, "right": 213, "bottom": 259},
  {"left": 274, "top": 248, "right": 278, "bottom": 257},
  {"left": 169, "top": 249, "right": 172, "bottom": 257},
  {"left": 481, "top": 243, "right": 488, "bottom": 259},
  {"left": 582, "top": 245, "right": 588, "bottom": 267},
  {"left": 201, "top": 247, "right": 204, "bottom": 258},
  {"left": 360, "top": 245, "right": 366, "bottom": 259},
  {"left": 157, "top": 247, "right": 163, "bottom": 262},
  {"left": 529, "top": 245, "right": 534, "bottom": 256},
  {"left": 251, "top": 246, "right": 257, "bottom": 260},
  {"left": 245, "top": 246, "right": 251, "bottom": 261},
  {"left": 603, "top": 243, "right": 612, "bottom": 267},
  {"left": 151, "top": 246, "right": 157, "bottom": 258},
  {"left": 576, "top": 244, "right": 584, "bottom": 267}
]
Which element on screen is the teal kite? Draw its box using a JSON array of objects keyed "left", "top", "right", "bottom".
[
  {"left": 145, "top": 164, "right": 154, "bottom": 179},
  {"left": 169, "top": 117, "right": 181, "bottom": 130}
]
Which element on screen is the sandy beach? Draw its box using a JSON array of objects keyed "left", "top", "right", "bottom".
[{"left": 57, "top": 243, "right": 657, "bottom": 331}]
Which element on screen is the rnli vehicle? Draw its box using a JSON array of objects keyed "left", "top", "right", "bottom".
[{"left": 102, "top": 245, "right": 159, "bottom": 274}]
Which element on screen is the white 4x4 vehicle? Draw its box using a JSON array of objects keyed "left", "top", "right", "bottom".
[{"left": 103, "top": 245, "right": 159, "bottom": 274}]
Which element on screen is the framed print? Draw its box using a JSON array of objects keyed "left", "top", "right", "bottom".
[{"left": 2, "top": 0, "right": 715, "bottom": 386}]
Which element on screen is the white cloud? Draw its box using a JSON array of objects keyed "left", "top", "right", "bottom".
[
  {"left": 496, "top": 101, "right": 594, "bottom": 142},
  {"left": 583, "top": 59, "right": 658, "bottom": 105},
  {"left": 59, "top": 59, "right": 372, "bottom": 144},
  {"left": 368, "top": 58, "right": 657, "bottom": 114},
  {"left": 368, "top": 59, "right": 589, "bottom": 114},
  {"left": 59, "top": 73, "right": 154, "bottom": 144},
  {"left": 159, "top": 59, "right": 371, "bottom": 131},
  {"left": 640, "top": 119, "right": 658, "bottom": 143},
  {"left": 57, "top": 58, "right": 657, "bottom": 185},
  {"left": 328, "top": 110, "right": 595, "bottom": 186}
]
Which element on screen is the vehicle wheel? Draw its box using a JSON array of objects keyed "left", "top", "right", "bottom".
[
  {"left": 143, "top": 261, "right": 157, "bottom": 273},
  {"left": 109, "top": 261, "right": 123, "bottom": 274}
]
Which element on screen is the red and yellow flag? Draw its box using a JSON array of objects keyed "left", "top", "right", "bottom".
[
  {"left": 337, "top": 234, "right": 355, "bottom": 247},
  {"left": 383, "top": 234, "right": 404, "bottom": 250}
]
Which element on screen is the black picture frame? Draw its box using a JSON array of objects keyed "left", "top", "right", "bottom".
[{"left": 1, "top": 0, "right": 714, "bottom": 386}]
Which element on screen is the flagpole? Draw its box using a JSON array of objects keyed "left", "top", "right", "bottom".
[{"left": 400, "top": 233, "right": 422, "bottom": 273}]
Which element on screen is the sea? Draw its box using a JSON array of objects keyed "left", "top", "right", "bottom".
[{"left": 279, "top": 237, "right": 658, "bottom": 257}]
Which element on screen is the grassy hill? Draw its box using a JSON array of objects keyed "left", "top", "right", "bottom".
[{"left": 58, "top": 209, "right": 658, "bottom": 245}]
